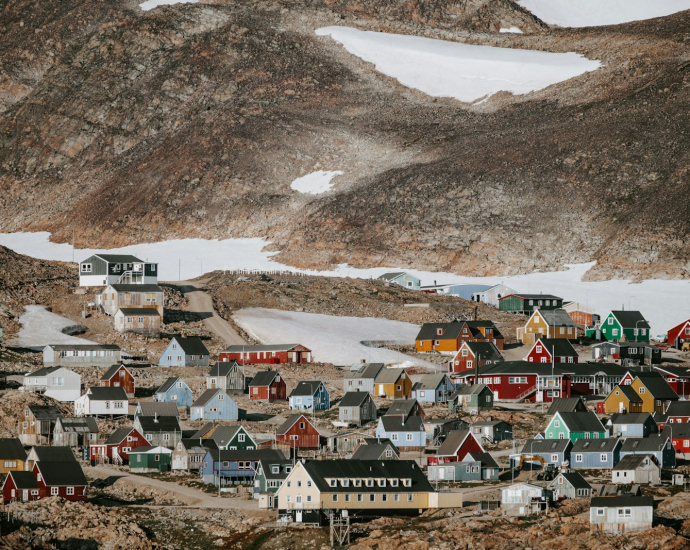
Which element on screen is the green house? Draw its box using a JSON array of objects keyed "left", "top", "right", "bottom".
[
  {"left": 254, "top": 458, "right": 293, "bottom": 496},
  {"left": 587, "top": 311, "right": 650, "bottom": 343},
  {"left": 129, "top": 446, "right": 173, "bottom": 473},
  {"left": 498, "top": 294, "right": 563, "bottom": 314},
  {"left": 205, "top": 425, "right": 257, "bottom": 451},
  {"left": 545, "top": 412, "right": 606, "bottom": 443}
]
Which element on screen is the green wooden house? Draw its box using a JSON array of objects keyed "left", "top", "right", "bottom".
[
  {"left": 587, "top": 310, "right": 650, "bottom": 343},
  {"left": 129, "top": 446, "right": 173, "bottom": 473},
  {"left": 498, "top": 294, "right": 563, "bottom": 314},
  {"left": 545, "top": 412, "right": 606, "bottom": 443},
  {"left": 254, "top": 458, "right": 293, "bottom": 496},
  {"left": 205, "top": 425, "right": 256, "bottom": 451}
]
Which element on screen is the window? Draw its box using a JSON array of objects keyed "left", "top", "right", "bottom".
[
  {"left": 163, "top": 434, "right": 170, "bottom": 441},
  {"left": 67, "top": 487, "right": 74, "bottom": 496},
  {"left": 467, "top": 361, "right": 473, "bottom": 369},
  {"left": 597, "top": 508, "right": 604, "bottom": 516},
  {"left": 332, "top": 495, "right": 338, "bottom": 502},
  {"left": 639, "top": 388, "right": 645, "bottom": 394},
  {"left": 601, "top": 454, "right": 608, "bottom": 462},
  {"left": 529, "top": 300, "right": 534, "bottom": 306},
  {"left": 357, "top": 494, "right": 363, "bottom": 502},
  {"left": 541, "top": 358, "right": 547, "bottom": 363},
  {"left": 406, "top": 433, "right": 413, "bottom": 441},
  {"left": 554, "top": 420, "right": 560, "bottom": 427},
  {"left": 330, "top": 479, "right": 337, "bottom": 487},
  {"left": 345, "top": 494, "right": 351, "bottom": 502},
  {"left": 508, "top": 377, "right": 527, "bottom": 384},
  {"left": 342, "top": 479, "right": 349, "bottom": 487},
  {"left": 390, "top": 434, "right": 398, "bottom": 441},
  {"left": 51, "top": 487, "right": 59, "bottom": 496},
  {"left": 306, "top": 495, "right": 312, "bottom": 502},
  {"left": 612, "top": 329, "right": 618, "bottom": 337},
  {"left": 559, "top": 433, "right": 564, "bottom": 440},
  {"left": 81, "top": 263, "right": 93, "bottom": 273},
  {"left": 617, "top": 508, "right": 631, "bottom": 518},
  {"left": 286, "top": 495, "right": 291, "bottom": 503},
  {"left": 407, "top": 494, "right": 413, "bottom": 502},
  {"left": 369, "top": 494, "right": 375, "bottom": 502},
  {"left": 551, "top": 454, "right": 558, "bottom": 462},
  {"left": 462, "top": 349, "right": 468, "bottom": 357},
  {"left": 382, "top": 494, "right": 388, "bottom": 502},
  {"left": 218, "top": 394, "right": 225, "bottom": 401},
  {"left": 366, "top": 479, "right": 374, "bottom": 487},
  {"left": 299, "top": 422, "right": 305, "bottom": 430},
  {"left": 575, "top": 454, "right": 583, "bottom": 462},
  {"left": 536, "top": 346, "right": 542, "bottom": 353}
]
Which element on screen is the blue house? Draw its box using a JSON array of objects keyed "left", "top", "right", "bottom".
[
  {"left": 375, "top": 415, "right": 427, "bottom": 449},
  {"left": 608, "top": 412, "right": 657, "bottom": 438},
  {"left": 155, "top": 377, "right": 193, "bottom": 408},
  {"left": 159, "top": 337, "right": 210, "bottom": 367},
  {"left": 199, "top": 448, "right": 286, "bottom": 485},
  {"left": 377, "top": 272, "right": 421, "bottom": 290},
  {"left": 190, "top": 389, "right": 238, "bottom": 421},
  {"left": 288, "top": 381, "right": 330, "bottom": 411},
  {"left": 410, "top": 373, "right": 455, "bottom": 404},
  {"left": 515, "top": 438, "right": 572, "bottom": 468},
  {"left": 620, "top": 435, "right": 676, "bottom": 468},
  {"left": 570, "top": 438, "right": 622, "bottom": 469}
]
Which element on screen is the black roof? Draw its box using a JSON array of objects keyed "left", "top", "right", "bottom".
[
  {"left": 470, "top": 361, "right": 576, "bottom": 377},
  {"left": 339, "top": 391, "right": 373, "bottom": 407},
  {"left": 634, "top": 372, "right": 678, "bottom": 400},
  {"left": 137, "top": 402, "right": 179, "bottom": 417},
  {"left": 379, "top": 415, "right": 424, "bottom": 433},
  {"left": 191, "top": 389, "right": 230, "bottom": 408},
  {"left": 0, "top": 438, "right": 27, "bottom": 461},
  {"left": 520, "top": 438, "right": 572, "bottom": 454},
  {"left": 208, "top": 361, "right": 243, "bottom": 377},
  {"left": 7, "top": 471, "right": 40, "bottom": 490},
  {"left": 665, "top": 401, "right": 690, "bottom": 417},
  {"left": 613, "top": 384, "right": 643, "bottom": 403},
  {"left": 136, "top": 415, "right": 181, "bottom": 433},
  {"left": 156, "top": 377, "right": 185, "bottom": 394},
  {"left": 345, "top": 363, "right": 385, "bottom": 380},
  {"left": 249, "top": 371, "right": 282, "bottom": 387},
  {"left": 415, "top": 321, "right": 464, "bottom": 341},
  {"left": 504, "top": 294, "right": 562, "bottom": 301},
  {"left": 591, "top": 496, "right": 653, "bottom": 508},
  {"left": 609, "top": 412, "right": 654, "bottom": 425},
  {"left": 45, "top": 344, "right": 120, "bottom": 351},
  {"left": 662, "top": 424, "right": 690, "bottom": 439},
  {"left": 36, "top": 461, "right": 88, "bottom": 486},
  {"left": 27, "top": 405, "right": 63, "bottom": 421},
  {"left": 571, "top": 438, "right": 621, "bottom": 453},
  {"left": 538, "top": 309, "right": 576, "bottom": 328},
  {"left": 257, "top": 458, "right": 293, "bottom": 480},
  {"left": 178, "top": 439, "right": 212, "bottom": 453},
  {"left": 547, "top": 397, "right": 586, "bottom": 416},
  {"left": 450, "top": 384, "right": 491, "bottom": 398},
  {"left": 620, "top": 436, "right": 669, "bottom": 452},
  {"left": 56, "top": 417, "right": 99, "bottom": 433},
  {"left": 610, "top": 311, "right": 650, "bottom": 330},
  {"left": 289, "top": 381, "right": 324, "bottom": 398},
  {"left": 172, "top": 337, "right": 209, "bottom": 356},
  {"left": 556, "top": 471, "right": 591, "bottom": 490},
  {"left": 436, "top": 430, "right": 473, "bottom": 457},
  {"left": 89, "top": 254, "right": 144, "bottom": 263},
  {"left": 303, "top": 459, "right": 432, "bottom": 493},
  {"left": 206, "top": 426, "right": 249, "bottom": 447},
  {"left": 385, "top": 399, "right": 419, "bottom": 417},
  {"left": 26, "top": 366, "right": 63, "bottom": 377},
  {"left": 351, "top": 443, "right": 399, "bottom": 460},
  {"left": 614, "top": 454, "right": 659, "bottom": 470},
  {"left": 32, "top": 447, "right": 76, "bottom": 462},
  {"left": 100, "top": 364, "right": 130, "bottom": 381},
  {"left": 466, "top": 452, "right": 499, "bottom": 469},
  {"left": 462, "top": 341, "right": 504, "bottom": 361},
  {"left": 555, "top": 412, "right": 605, "bottom": 433},
  {"left": 533, "top": 338, "right": 578, "bottom": 357},
  {"left": 117, "top": 308, "right": 160, "bottom": 316},
  {"left": 87, "top": 386, "right": 128, "bottom": 401},
  {"left": 104, "top": 427, "right": 138, "bottom": 445},
  {"left": 206, "top": 449, "right": 285, "bottom": 462}
]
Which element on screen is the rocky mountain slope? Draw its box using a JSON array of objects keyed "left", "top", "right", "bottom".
[{"left": 0, "top": 0, "right": 689, "bottom": 280}]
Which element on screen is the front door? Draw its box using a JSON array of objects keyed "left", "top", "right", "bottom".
[
  {"left": 619, "top": 401, "right": 625, "bottom": 413},
  {"left": 22, "top": 490, "right": 28, "bottom": 502},
  {"left": 296, "top": 511, "right": 303, "bottom": 522}
]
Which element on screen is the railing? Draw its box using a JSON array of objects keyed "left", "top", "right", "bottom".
[
  {"left": 283, "top": 502, "right": 320, "bottom": 510},
  {"left": 514, "top": 385, "right": 538, "bottom": 401}
]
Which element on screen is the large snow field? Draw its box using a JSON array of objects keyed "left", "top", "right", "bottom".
[
  {"left": 518, "top": 0, "right": 690, "bottom": 28},
  {"left": 233, "top": 308, "right": 438, "bottom": 368},
  {"left": 0, "top": 231, "right": 688, "bottom": 335},
  {"left": 315, "top": 26, "right": 600, "bottom": 103},
  {"left": 11, "top": 305, "right": 95, "bottom": 350},
  {"left": 139, "top": 0, "right": 198, "bottom": 11},
  {"left": 291, "top": 171, "right": 344, "bottom": 195}
]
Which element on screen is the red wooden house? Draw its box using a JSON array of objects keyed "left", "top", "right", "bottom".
[
  {"left": 2, "top": 471, "right": 40, "bottom": 503},
  {"left": 667, "top": 319, "right": 690, "bottom": 349},
  {"left": 248, "top": 370, "right": 286, "bottom": 401},
  {"left": 276, "top": 414, "right": 320, "bottom": 449},
  {"left": 654, "top": 366, "right": 690, "bottom": 399},
  {"left": 664, "top": 401, "right": 690, "bottom": 425},
  {"left": 458, "top": 321, "right": 505, "bottom": 350},
  {"left": 218, "top": 344, "right": 312, "bottom": 365},
  {"left": 663, "top": 423, "right": 690, "bottom": 454},
  {"left": 427, "top": 430, "right": 484, "bottom": 465},
  {"left": 100, "top": 364, "right": 135, "bottom": 397},
  {"left": 33, "top": 461, "right": 88, "bottom": 501},
  {"left": 90, "top": 427, "right": 149, "bottom": 465},
  {"left": 450, "top": 341, "right": 503, "bottom": 373},
  {"left": 526, "top": 338, "right": 579, "bottom": 364}
]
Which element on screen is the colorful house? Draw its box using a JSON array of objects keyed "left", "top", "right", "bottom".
[
  {"left": 0, "top": 438, "right": 27, "bottom": 474},
  {"left": 374, "top": 368, "right": 412, "bottom": 399},
  {"left": 571, "top": 438, "right": 622, "bottom": 469},
  {"left": 562, "top": 302, "right": 597, "bottom": 327},
  {"left": 498, "top": 294, "right": 563, "bottom": 314},
  {"left": 344, "top": 363, "right": 385, "bottom": 394},
  {"left": 450, "top": 341, "right": 504, "bottom": 373},
  {"left": 155, "top": 377, "right": 193, "bottom": 408},
  {"left": 90, "top": 427, "right": 149, "bottom": 465},
  {"left": 254, "top": 458, "right": 294, "bottom": 495},
  {"left": 375, "top": 415, "right": 426, "bottom": 450},
  {"left": 516, "top": 439, "right": 572, "bottom": 468},
  {"left": 32, "top": 461, "right": 88, "bottom": 501},
  {"left": 276, "top": 414, "right": 320, "bottom": 449},
  {"left": 415, "top": 320, "right": 504, "bottom": 353},
  {"left": 604, "top": 384, "right": 644, "bottom": 414},
  {"left": 219, "top": 344, "right": 312, "bottom": 365},
  {"left": 667, "top": 318, "right": 690, "bottom": 349},
  {"left": 99, "top": 364, "right": 135, "bottom": 397},
  {"left": 288, "top": 381, "right": 330, "bottom": 411},
  {"left": 378, "top": 272, "right": 421, "bottom": 290},
  {"left": 590, "top": 311, "right": 651, "bottom": 343},
  {"left": 518, "top": 309, "right": 577, "bottom": 344},
  {"left": 619, "top": 436, "right": 675, "bottom": 468},
  {"left": 410, "top": 373, "right": 455, "bottom": 404},
  {"left": 159, "top": 336, "right": 210, "bottom": 367},
  {"left": 200, "top": 449, "right": 285, "bottom": 485},
  {"left": 129, "top": 446, "right": 173, "bottom": 473},
  {"left": 608, "top": 413, "right": 656, "bottom": 438},
  {"left": 2, "top": 471, "right": 40, "bottom": 503},
  {"left": 545, "top": 411, "right": 606, "bottom": 443},
  {"left": 249, "top": 371, "right": 287, "bottom": 401},
  {"left": 207, "top": 361, "right": 247, "bottom": 394},
  {"left": 630, "top": 372, "right": 678, "bottom": 413},
  {"left": 663, "top": 423, "right": 690, "bottom": 454},
  {"left": 546, "top": 397, "right": 587, "bottom": 423},
  {"left": 653, "top": 366, "right": 690, "bottom": 399},
  {"left": 526, "top": 338, "right": 579, "bottom": 364},
  {"left": 592, "top": 342, "right": 662, "bottom": 365},
  {"left": 427, "top": 430, "right": 484, "bottom": 465},
  {"left": 190, "top": 389, "right": 239, "bottom": 421},
  {"left": 664, "top": 401, "right": 690, "bottom": 424}
]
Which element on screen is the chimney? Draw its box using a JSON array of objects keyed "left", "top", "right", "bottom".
[{"left": 154, "top": 412, "right": 159, "bottom": 423}]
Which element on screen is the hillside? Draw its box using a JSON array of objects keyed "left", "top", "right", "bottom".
[{"left": 0, "top": 0, "right": 689, "bottom": 280}]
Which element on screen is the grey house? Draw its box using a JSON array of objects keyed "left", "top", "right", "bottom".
[
  {"left": 207, "top": 361, "right": 247, "bottom": 394},
  {"left": 620, "top": 436, "right": 675, "bottom": 468},
  {"left": 344, "top": 363, "right": 384, "bottom": 394},
  {"left": 52, "top": 417, "right": 99, "bottom": 447},
  {"left": 548, "top": 472, "right": 593, "bottom": 499},
  {"left": 351, "top": 440, "right": 399, "bottom": 460},
  {"left": 608, "top": 412, "right": 657, "bottom": 438},
  {"left": 613, "top": 454, "right": 660, "bottom": 485},
  {"left": 339, "top": 391, "right": 377, "bottom": 427},
  {"left": 135, "top": 401, "right": 180, "bottom": 419},
  {"left": 471, "top": 420, "right": 513, "bottom": 443},
  {"left": 133, "top": 415, "right": 182, "bottom": 449},
  {"left": 590, "top": 496, "right": 654, "bottom": 535},
  {"left": 43, "top": 344, "right": 121, "bottom": 368},
  {"left": 79, "top": 254, "right": 158, "bottom": 287},
  {"left": 546, "top": 397, "right": 587, "bottom": 423},
  {"left": 448, "top": 384, "right": 494, "bottom": 413},
  {"left": 326, "top": 431, "right": 370, "bottom": 453},
  {"left": 570, "top": 438, "right": 622, "bottom": 470},
  {"left": 517, "top": 439, "right": 572, "bottom": 468}
]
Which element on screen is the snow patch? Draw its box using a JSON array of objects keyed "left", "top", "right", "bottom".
[
  {"left": 499, "top": 27, "right": 524, "bottom": 33},
  {"left": 139, "top": 0, "right": 198, "bottom": 11},
  {"left": 291, "top": 170, "right": 344, "bottom": 195},
  {"left": 232, "top": 308, "right": 439, "bottom": 368},
  {"left": 315, "top": 26, "right": 600, "bottom": 103},
  {"left": 11, "top": 305, "right": 95, "bottom": 350},
  {"left": 518, "top": 0, "right": 690, "bottom": 28}
]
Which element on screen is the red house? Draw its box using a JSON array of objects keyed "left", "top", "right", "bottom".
[
  {"left": 526, "top": 339, "right": 579, "bottom": 364},
  {"left": 276, "top": 414, "right": 320, "bottom": 449},
  {"left": 664, "top": 423, "right": 690, "bottom": 454},
  {"left": 458, "top": 321, "right": 505, "bottom": 351},
  {"left": 667, "top": 319, "right": 690, "bottom": 349},
  {"left": 450, "top": 341, "right": 503, "bottom": 373},
  {"left": 218, "top": 344, "right": 312, "bottom": 365},
  {"left": 100, "top": 364, "right": 135, "bottom": 397},
  {"left": 664, "top": 401, "right": 690, "bottom": 425},
  {"left": 248, "top": 370, "right": 286, "bottom": 401},
  {"left": 33, "top": 461, "right": 88, "bottom": 501},
  {"left": 654, "top": 366, "right": 690, "bottom": 399},
  {"left": 2, "top": 471, "right": 40, "bottom": 503},
  {"left": 427, "top": 430, "right": 484, "bottom": 465},
  {"left": 90, "top": 427, "right": 149, "bottom": 464}
]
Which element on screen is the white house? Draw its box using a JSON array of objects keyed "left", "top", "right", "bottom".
[
  {"left": 590, "top": 496, "right": 653, "bottom": 534},
  {"left": 471, "top": 284, "right": 518, "bottom": 308},
  {"left": 23, "top": 367, "right": 81, "bottom": 402},
  {"left": 79, "top": 254, "right": 158, "bottom": 287},
  {"left": 74, "top": 387, "right": 128, "bottom": 417},
  {"left": 501, "top": 483, "right": 554, "bottom": 516},
  {"left": 43, "top": 344, "right": 121, "bottom": 367}
]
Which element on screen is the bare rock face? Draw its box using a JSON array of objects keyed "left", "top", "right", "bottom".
[{"left": 0, "top": 0, "right": 689, "bottom": 280}]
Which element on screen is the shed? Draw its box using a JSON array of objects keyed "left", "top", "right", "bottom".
[
  {"left": 338, "top": 391, "right": 377, "bottom": 427},
  {"left": 129, "top": 446, "right": 173, "bottom": 473},
  {"left": 501, "top": 483, "right": 554, "bottom": 516},
  {"left": 590, "top": 496, "right": 653, "bottom": 534},
  {"left": 613, "top": 454, "right": 660, "bottom": 485},
  {"left": 114, "top": 308, "right": 161, "bottom": 336},
  {"left": 548, "top": 471, "right": 592, "bottom": 499}
]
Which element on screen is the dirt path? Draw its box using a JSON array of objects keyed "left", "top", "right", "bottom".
[
  {"left": 85, "top": 465, "right": 259, "bottom": 510},
  {"left": 166, "top": 280, "right": 245, "bottom": 346}
]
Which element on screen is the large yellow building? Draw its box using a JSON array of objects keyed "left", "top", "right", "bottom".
[
  {"left": 518, "top": 309, "right": 577, "bottom": 344},
  {"left": 374, "top": 368, "right": 412, "bottom": 399},
  {"left": 630, "top": 373, "right": 678, "bottom": 414}
]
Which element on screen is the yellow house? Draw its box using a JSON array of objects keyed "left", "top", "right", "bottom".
[
  {"left": 518, "top": 309, "right": 577, "bottom": 344},
  {"left": 603, "top": 385, "right": 644, "bottom": 414},
  {"left": 374, "top": 368, "right": 412, "bottom": 399},
  {"left": 630, "top": 373, "right": 679, "bottom": 414},
  {"left": 275, "top": 459, "right": 433, "bottom": 524},
  {"left": 0, "top": 438, "right": 27, "bottom": 474}
]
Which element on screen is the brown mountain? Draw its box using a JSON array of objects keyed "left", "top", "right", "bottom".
[{"left": 0, "top": 0, "right": 689, "bottom": 280}]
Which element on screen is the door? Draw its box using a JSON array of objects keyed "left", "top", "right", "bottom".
[
  {"left": 22, "top": 490, "right": 28, "bottom": 502},
  {"left": 493, "top": 391, "right": 499, "bottom": 400},
  {"left": 438, "top": 467, "right": 445, "bottom": 480},
  {"left": 619, "top": 401, "right": 624, "bottom": 413},
  {"left": 296, "top": 511, "right": 303, "bottom": 523}
]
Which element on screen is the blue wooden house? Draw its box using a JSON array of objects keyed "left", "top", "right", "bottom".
[
  {"left": 190, "top": 389, "right": 238, "bottom": 421},
  {"left": 620, "top": 436, "right": 676, "bottom": 468},
  {"left": 515, "top": 438, "right": 572, "bottom": 468},
  {"left": 375, "top": 415, "right": 427, "bottom": 449},
  {"left": 199, "top": 448, "right": 286, "bottom": 485},
  {"left": 155, "top": 377, "right": 193, "bottom": 408},
  {"left": 159, "top": 337, "right": 210, "bottom": 367},
  {"left": 410, "top": 373, "right": 455, "bottom": 404},
  {"left": 608, "top": 412, "right": 657, "bottom": 438},
  {"left": 288, "top": 381, "right": 330, "bottom": 411},
  {"left": 570, "top": 438, "right": 622, "bottom": 469}
]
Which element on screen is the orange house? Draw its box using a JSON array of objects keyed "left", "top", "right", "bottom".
[{"left": 415, "top": 321, "right": 464, "bottom": 354}]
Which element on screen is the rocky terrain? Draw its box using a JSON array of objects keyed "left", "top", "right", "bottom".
[{"left": 0, "top": 0, "right": 689, "bottom": 280}]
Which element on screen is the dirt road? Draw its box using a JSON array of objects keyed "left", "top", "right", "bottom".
[
  {"left": 85, "top": 465, "right": 259, "bottom": 510},
  {"left": 167, "top": 280, "right": 245, "bottom": 346}
]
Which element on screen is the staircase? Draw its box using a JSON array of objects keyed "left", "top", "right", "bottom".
[
  {"left": 111, "top": 450, "right": 123, "bottom": 465},
  {"left": 501, "top": 385, "right": 537, "bottom": 402}
]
